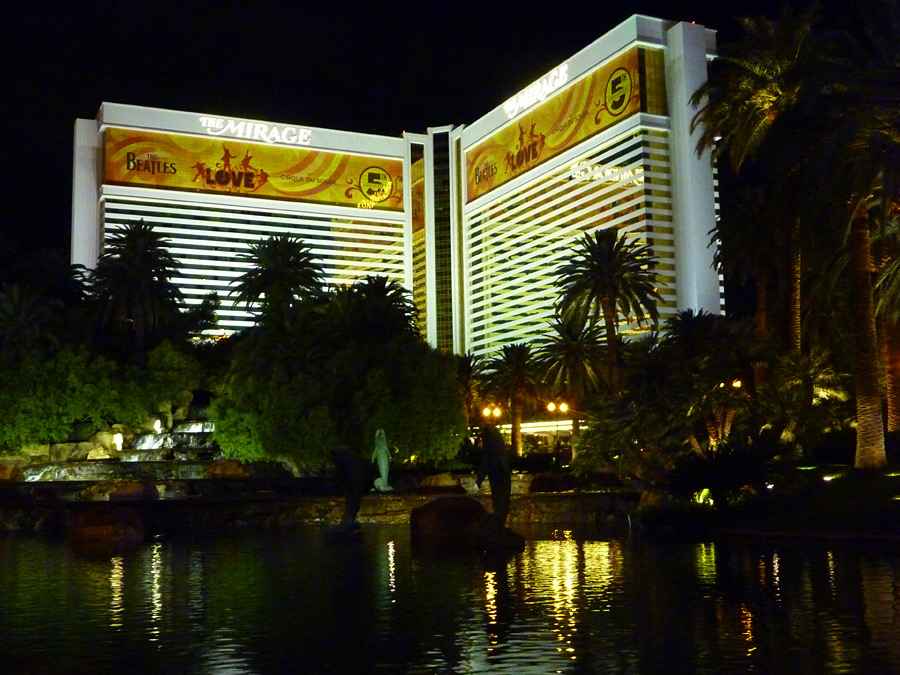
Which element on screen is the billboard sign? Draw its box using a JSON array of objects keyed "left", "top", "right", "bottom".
[
  {"left": 103, "top": 127, "right": 404, "bottom": 211},
  {"left": 465, "top": 47, "right": 656, "bottom": 203}
]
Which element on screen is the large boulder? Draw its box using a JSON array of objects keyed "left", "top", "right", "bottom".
[
  {"left": 67, "top": 505, "right": 144, "bottom": 554},
  {"left": 0, "top": 457, "right": 27, "bottom": 482},
  {"left": 416, "top": 472, "right": 466, "bottom": 495},
  {"left": 19, "top": 444, "right": 49, "bottom": 461},
  {"left": 529, "top": 472, "right": 581, "bottom": 493},
  {"left": 207, "top": 459, "right": 250, "bottom": 479},
  {"left": 410, "top": 496, "right": 488, "bottom": 552},
  {"left": 81, "top": 480, "right": 160, "bottom": 502}
]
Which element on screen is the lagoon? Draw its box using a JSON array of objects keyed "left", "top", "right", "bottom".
[{"left": 1, "top": 525, "right": 899, "bottom": 673}]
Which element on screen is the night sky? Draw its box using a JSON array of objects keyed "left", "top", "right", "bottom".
[{"left": 5, "top": 0, "right": 801, "bottom": 257}]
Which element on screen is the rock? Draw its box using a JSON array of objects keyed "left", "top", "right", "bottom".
[
  {"left": 19, "top": 444, "right": 49, "bottom": 460},
  {"left": 110, "top": 423, "right": 134, "bottom": 449},
  {"left": 87, "top": 447, "right": 115, "bottom": 460},
  {"left": 80, "top": 480, "right": 159, "bottom": 501},
  {"left": 417, "top": 472, "right": 466, "bottom": 494},
  {"left": 75, "top": 441, "right": 95, "bottom": 457},
  {"left": 276, "top": 455, "right": 301, "bottom": 478},
  {"left": 89, "top": 430, "right": 118, "bottom": 452},
  {"left": 0, "top": 458, "right": 26, "bottom": 482},
  {"left": 67, "top": 505, "right": 144, "bottom": 554},
  {"left": 582, "top": 472, "right": 624, "bottom": 488},
  {"left": 478, "top": 525, "right": 526, "bottom": 555},
  {"left": 173, "top": 391, "right": 194, "bottom": 422},
  {"left": 207, "top": 459, "right": 250, "bottom": 479},
  {"left": 49, "top": 443, "right": 91, "bottom": 462},
  {"left": 410, "top": 496, "right": 488, "bottom": 552},
  {"left": 638, "top": 490, "right": 666, "bottom": 509},
  {"left": 529, "top": 472, "right": 580, "bottom": 493}
]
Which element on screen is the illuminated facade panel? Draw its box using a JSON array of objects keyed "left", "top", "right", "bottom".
[
  {"left": 455, "top": 17, "right": 721, "bottom": 355},
  {"left": 463, "top": 128, "right": 677, "bottom": 356},
  {"left": 72, "top": 16, "right": 721, "bottom": 352}
]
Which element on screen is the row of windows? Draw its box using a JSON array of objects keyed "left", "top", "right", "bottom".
[
  {"left": 103, "top": 196, "right": 407, "bottom": 333},
  {"left": 463, "top": 128, "right": 677, "bottom": 357}
]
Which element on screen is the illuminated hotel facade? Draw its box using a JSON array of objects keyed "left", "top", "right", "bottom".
[{"left": 72, "top": 15, "right": 721, "bottom": 354}]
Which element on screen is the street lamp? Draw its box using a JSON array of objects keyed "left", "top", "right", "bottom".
[
  {"left": 482, "top": 404, "right": 502, "bottom": 420},
  {"left": 547, "top": 401, "right": 568, "bottom": 449}
]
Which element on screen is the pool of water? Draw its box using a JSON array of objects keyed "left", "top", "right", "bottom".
[{"left": 1, "top": 525, "right": 899, "bottom": 673}]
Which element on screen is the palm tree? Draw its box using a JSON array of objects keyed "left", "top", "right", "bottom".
[
  {"left": 555, "top": 228, "right": 661, "bottom": 396},
  {"left": 455, "top": 352, "right": 484, "bottom": 432},
  {"left": 535, "top": 314, "right": 606, "bottom": 438},
  {"left": 481, "top": 343, "right": 542, "bottom": 457},
  {"left": 692, "top": 7, "right": 820, "bottom": 357},
  {"left": 348, "top": 275, "right": 419, "bottom": 343},
  {"left": 232, "top": 234, "right": 323, "bottom": 323},
  {"left": 89, "top": 220, "right": 183, "bottom": 358},
  {"left": 0, "top": 283, "right": 62, "bottom": 360},
  {"left": 693, "top": 3, "right": 900, "bottom": 468}
]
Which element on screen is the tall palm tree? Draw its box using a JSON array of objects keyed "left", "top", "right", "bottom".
[
  {"left": 481, "top": 343, "right": 542, "bottom": 457},
  {"left": 232, "top": 234, "right": 323, "bottom": 323},
  {"left": 693, "top": 2, "right": 900, "bottom": 468},
  {"left": 692, "top": 6, "right": 819, "bottom": 357},
  {"left": 535, "top": 314, "right": 606, "bottom": 437},
  {"left": 349, "top": 275, "right": 419, "bottom": 343},
  {"left": 89, "top": 220, "right": 183, "bottom": 358},
  {"left": 555, "top": 228, "right": 661, "bottom": 396}
]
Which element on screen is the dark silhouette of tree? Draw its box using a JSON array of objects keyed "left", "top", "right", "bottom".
[
  {"left": 692, "top": 1, "right": 900, "bottom": 468},
  {"left": 0, "top": 283, "right": 62, "bottom": 362},
  {"left": 232, "top": 234, "right": 323, "bottom": 323},
  {"left": 481, "top": 343, "right": 542, "bottom": 457},
  {"left": 555, "top": 228, "right": 660, "bottom": 396},
  {"left": 535, "top": 314, "right": 606, "bottom": 439},
  {"left": 88, "top": 220, "right": 183, "bottom": 360}
]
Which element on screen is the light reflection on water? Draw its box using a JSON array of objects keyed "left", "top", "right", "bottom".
[{"left": 0, "top": 526, "right": 899, "bottom": 674}]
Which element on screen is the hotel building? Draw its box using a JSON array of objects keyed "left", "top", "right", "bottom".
[{"left": 72, "top": 15, "right": 722, "bottom": 355}]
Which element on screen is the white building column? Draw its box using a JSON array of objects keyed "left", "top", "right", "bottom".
[
  {"left": 71, "top": 118, "right": 101, "bottom": 269},
  {"left": 665, "top": 21, "right": 722, "bottom": 313}
]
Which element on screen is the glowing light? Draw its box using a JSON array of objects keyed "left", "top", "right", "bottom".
[
  {"left": 387, "top": 541, "right": 396, "bottom": 596},
  {"left": 112, "top": 433, "right": 124, "bottom": 450},
  {"left": 109, "top": 556, "right": 124, "bottom": 628},
  {"left": 484, "top": 571, "right": 497, "bottom": 625},
  {"left": 154, "top": 419, "right": 163, "bottom": 434},
  {"left": 150, "top": 541, "right": 163, "bottom": 640}
]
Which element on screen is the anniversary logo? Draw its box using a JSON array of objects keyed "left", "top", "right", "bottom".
[
  {"left": 465, "top": 47, "right": 659, "bottom": 203},
  {"left": 104, "top": 128, "right": 403, "bottom": 211}
]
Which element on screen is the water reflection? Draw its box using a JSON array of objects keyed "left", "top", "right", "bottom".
[
  {"left": 109, "top": 556, "right": 124, "bottom": 629},
  {"left": 0, "top": 530, "right": 899, "bottom": 673}
]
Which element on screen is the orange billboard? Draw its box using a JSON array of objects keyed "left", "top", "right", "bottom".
[
  {"left": 103, "top": 127, "right": 404, "bottom": 211},
  {"left": 466, "top": 47, "right": 661, "bottom": 203}
]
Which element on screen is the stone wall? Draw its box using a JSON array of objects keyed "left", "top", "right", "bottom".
[{"left": 0, "top": 488, "right": 641, "bottom": 532}]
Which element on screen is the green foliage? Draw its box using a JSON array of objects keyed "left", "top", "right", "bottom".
[
  {"left": 146, "top": 341, "right": 204, "bottom": 399},
  {"left": 209, "top": 280, "right": 465, "bottom": 465},
  {"left": 211, "top": 371, "right": 335, "bottom": 463},
  {"left": 0, "top": 346, "right": 154, "bottom": 451},
  {"left": 89, "top": 220, "right": 184, "bottom": 359}
]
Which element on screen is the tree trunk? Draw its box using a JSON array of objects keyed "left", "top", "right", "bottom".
[
  {"left": 787, "top": 218, "right": 802, "bottom": 354},
  {"left": 754, "top": 265, "right": 769, "bottom": 389},
  {"left": 883, "top": 317, "right": 900, "bottom": 433},
  {"left": 511, "top": 399, "right": 523, "bottom": 458},
  {"left": 602, "top": 298, "right": 620, "bottom": 396},
  {"left": 848, "top": 205, "right": 886, "bottom": 468}
]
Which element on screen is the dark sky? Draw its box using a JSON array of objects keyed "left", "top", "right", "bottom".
[{"left": 4, "top": 0, "right": 794, "bottom": 256}]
